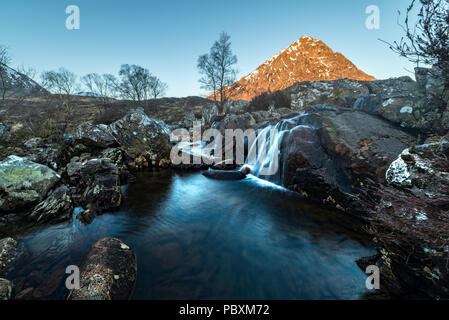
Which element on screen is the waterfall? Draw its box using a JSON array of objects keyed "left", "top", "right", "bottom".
[{"left": 245, "top": 119, "right": 295, "bottom": 186}]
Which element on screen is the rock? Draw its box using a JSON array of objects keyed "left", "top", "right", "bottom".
[
  {"left": 284, "top": 79, "right": 369, "bottom": 110},
  {"left": 353, "top": 94, "right": 383, "bottom": 114},
  {"left": 0, "top": 278, "right": 13, "bottom": 300},
  {"left": 99, "top": 148, "right": 128, "bottom": 169},
  {"left": 66, "top": 156, "right": 122, "bottom": 212},
  {"left": 212, "top": 113, "right": 257, "bottom": 133},
  {"left": 75, "top": 122, "right": 117, "bottom": 148},
  {"left": 67, "top": 237, "right": 136, "bottom": 300},
  {"left": 0, "top": 123, "right": 11, "bottom": 143},
  {"left": 181, "top": 111, "right": 197, "bottom": 129},
  {"left": 108, "top": 108, "right": 171, "bottom": 165},
  {"left": 0, "top": 237, "right": 27, "bottom": 275},
  {"left": 202, "top": 168, "right": 246, "bottom": 180},
  {"left": 223, "top": 100, "right": 250, "bottom": 114},
  {"left": 28, "top": 185, "right": 73, "bottom": 225},
  {"left": 202, "top": 104, "right": 219, "bottom": 127},
  {"left": 0, "top": 156, "right": 60, "bottom": 212},
  {"left": 366, "top": 142, "right": 449, "bottom": 298},
  {"left": 282, "top": 107, "right": 417, "bottom": 213},
  {"left": 23, "top": 138, "right": 72, "bottom": 171}
]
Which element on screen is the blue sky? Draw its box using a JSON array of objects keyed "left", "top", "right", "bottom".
[{"left": 0, "top": 0, "right": 417, "bottom": 97}]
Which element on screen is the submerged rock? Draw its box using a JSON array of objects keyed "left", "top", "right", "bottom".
[
  {"left": 0, "top": 237, "right": 27, "bottom": 276},
  {"left": 0, "top": 156, "right": 60, "bottom": 212},
  {"left": 67, "top": 237, "right": 136, "bottom": 300},
  {"left": 0, "top": 278, "right": 13, "bottom": 300}
]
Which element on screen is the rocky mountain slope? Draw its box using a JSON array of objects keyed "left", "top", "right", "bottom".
[
  {"left": 227, "top": 36, "right": 376, "bottom": 101},
  {"left": 0, "top": 63, "right": 48, "bottom": 98}
]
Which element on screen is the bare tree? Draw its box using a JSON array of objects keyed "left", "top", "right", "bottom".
[
  {"left": 40, "top": 68, "right": 79, "bottom": 134},
  {"left": 16, "top": 65, "right": 38, "bottom": 81},
  {"left": 198, "top": 32, "right": 238, "bottom": 113},
  {"left": 0, "top": 45, "right": 14, "bottom": 101},
  {"left": 148, "top": 76, "right": 168, "bottom": 99},
  {"left": 0, "top": 45, "right": 11, "bottom": 66},
  {"left": 81, "top": 73, "right": 118, "bottom": 100},
  {"left": 117, "top": 64, "right": 151, "bottom": 101},
  {"left": 383, "top": 0, "right": 449, "bottom": 88},
  {"left": 117, "top": 64, "right": 167, "bottom": 101},
  {"left": 41, "top": 68, "right": 79, "bottom": 97}
]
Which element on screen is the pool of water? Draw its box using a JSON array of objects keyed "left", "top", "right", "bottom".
[{"left": 10, "top": 170, "right": 375, "bottom": 300}]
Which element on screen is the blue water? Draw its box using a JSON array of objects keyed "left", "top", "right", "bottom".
[{"left": 12, "top": 170, "right": 375, "bottom": 300}]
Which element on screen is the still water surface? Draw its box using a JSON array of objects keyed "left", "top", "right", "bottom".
[{"left": 14, "top": 170, "right": 375, "bottom": 299}]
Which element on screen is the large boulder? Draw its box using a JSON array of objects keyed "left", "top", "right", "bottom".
[
  {"left": 0, "top": 156, "right": 60, "bottom": 212},
  {"left": 75, "top": 122, "right": 117, "bottom": 149},
  {"left": 108, "top": 108, "right": 171, "bottom": 165},
  {"left": 281, "top": 106, "right": 417, "bottom": 214},
  {"left": 67, "top": 237, "right": 136, "bottom": 300},
  {"left": 66, "top": 156, "right": 122, "bottom": 212},
  {"left": 365, "top": 142, "right": 449, "bottom": 298}
]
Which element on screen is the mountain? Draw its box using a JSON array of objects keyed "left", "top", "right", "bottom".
[
  {"left": 0, "top": 63, "right": 48, "bottom": 99},
  {"left": 227, "top": 36, "right": 376, "bottom": 101}
]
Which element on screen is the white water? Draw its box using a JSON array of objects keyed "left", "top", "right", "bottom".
[{"left": 245, "top": 118, "right": 297, "bottom": 185}]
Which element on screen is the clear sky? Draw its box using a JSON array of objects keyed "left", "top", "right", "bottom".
[{"left": 0, "top": 0, "right": 417, "bottom": 97}]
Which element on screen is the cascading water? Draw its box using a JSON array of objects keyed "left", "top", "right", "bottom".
[{"left": 245, "top": 118, "right": 298, "bottom": 186}]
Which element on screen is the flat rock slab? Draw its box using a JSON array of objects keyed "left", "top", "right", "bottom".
[
  {"left": 67, "top": 237, "right": 136, "bottom": 300},
  {"left": 202, "top": 169, "right": 246, "bottom": 180}
]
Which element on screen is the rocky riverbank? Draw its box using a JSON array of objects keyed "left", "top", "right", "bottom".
[{"left": 0, "top": 65, "right": 448, "bottom": 299}]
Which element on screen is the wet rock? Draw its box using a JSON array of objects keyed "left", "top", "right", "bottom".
[
  {"left": 108, "top": 108, "right": 171, "bottom": 165},
  {"left": 202, "top": 168, "right": 246, "bottom": 180},
  {"left": 0, "top": 237, "right": 27, "bottom": 275},
  {"left": 0, "top": 278, "right": 13, "bottom": 300},
  {"left": 0, "top": 156, "right": 60, "bottom": 212},
  {"left": 75, "top": 122, "right": 117, "bottom": 148},
  {"left": 282, "top": 107, "right": 417, "bottom": 213},
  {"left": 28, "top": 185, "right": 73, "bottom": 225},
  {"left": 66, "top": 156, "right": 122, "bottom": 212},
  {"left": 67, "top": 237, "right": 136, "bottom": 300}
]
